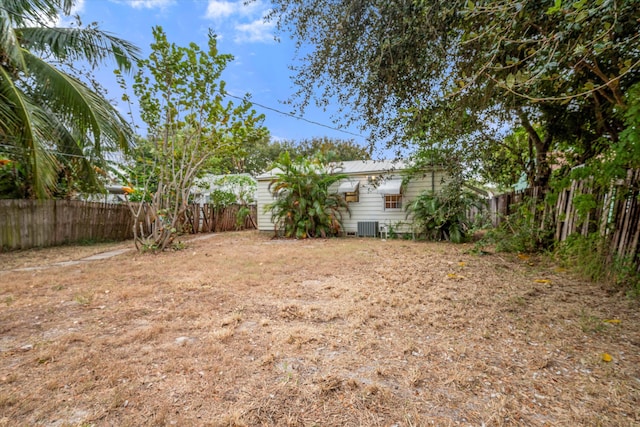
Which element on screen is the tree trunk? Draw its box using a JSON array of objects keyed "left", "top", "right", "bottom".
[{"left": 516, "top": 107, "right": 552, "bottom": 191}]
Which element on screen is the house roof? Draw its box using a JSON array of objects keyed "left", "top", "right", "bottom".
[
  {"left": 255, "top": 159, "right": 406, "bottom": 180},
  {"left": 332, "top": 160, "right": 406, "bottom": 174}
]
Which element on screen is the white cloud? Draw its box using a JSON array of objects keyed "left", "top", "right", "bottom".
[
  {"left": 205, "top": 0, "right": 236, "bottom": 19},
  {"left": 205, "top": 0, "right": 266, "bottom": 20},
  {"left": 125, "top": 0, "right": 175, "bottom": 9},
  {"left": 234, "top": 18, "right": 274, "bottom": 43},
  {"left": 204, "top": 0, "right": 273, "bottom": 43}
]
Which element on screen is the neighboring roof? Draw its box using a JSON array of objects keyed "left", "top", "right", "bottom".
[
  {"left": 193, "top": 173, "right": 254, "bottom": 187},
  {"left": 256, "top": 159, "right": 406, "bottom": 180},
  {"left": 256, "top": 167, "right": 283, "bottom": 180},
  {"left": 331, "top": 160, "right": 406, "bottom": 175}
]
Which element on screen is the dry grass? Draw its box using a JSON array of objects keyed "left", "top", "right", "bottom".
[
  {"left": 0, "top": 231, "right": 639, "bottom": 426},
  {"left": 0, "top": 240, "right": 131, "bottom": 271}
]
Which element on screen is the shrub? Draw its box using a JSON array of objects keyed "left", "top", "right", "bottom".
[
  {"left": 406, "top": 180, "right": 483, "bottom": 243},
  {"left": 480, "top": 196, "right": 554, "bottom": 253},
  {"left": 265, "top": 152, "right": 349, "bottom": 238},
  {"left": 555, "top": 233, "right": 640, "bottom": 296}
]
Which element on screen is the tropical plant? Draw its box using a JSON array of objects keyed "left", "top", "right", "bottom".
[
  {"left": 406, "top": 180, "right": 483, "bottom": 243},
  {"left": 0, "top": 0, "right": 140, "bottom": 198},
  {"left": 265, "top": 151, "right": 349, "bottom": 238},
  {"left": 121, "top": 26, "right": 266, "bottom": 252}
]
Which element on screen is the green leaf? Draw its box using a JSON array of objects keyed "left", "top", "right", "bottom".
[
  {"left": 546, "top": 0, "right": 562, "bottom": 14},
  {"left": 505, "top": 73, "right": 515, "bottom": 88}
]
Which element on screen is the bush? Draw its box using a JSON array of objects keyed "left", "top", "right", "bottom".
[
  {"left": 265, "top": 152, "right": 349, "bottom": 238},
  {"left": 480, "top": 196, "right": 554, "bottom": 253},
  {"left": 406, "top": 180, "right": 483, "bottom": 243},
  {"left": 555, "top": 233, "right": 640, "bottom": 296}
]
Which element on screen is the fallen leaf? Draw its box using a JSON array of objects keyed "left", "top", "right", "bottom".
[
  {"left": 517, "top": 253, "right": 530, "bottom": 260},
  {"left": 602, "top": 353, "right": 612, "bottom": 362},
  {"left": 458, "top": 262, "right": 466, "bottom": 267},
  {"left": 447, "top": 273, "right": 465, "bottom": 280},
  {"left": 534, "top": 279, "right": 551, "bottom": 284},
  {"left": 603, "top": 319, "right": 621, "bottom": 324}
]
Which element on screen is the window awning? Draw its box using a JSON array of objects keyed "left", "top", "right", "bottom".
[
  {"left": 338, "top": 179, "right": 359, "bottom": 193},
  {"left": 375, "top": 179, "right": 402, "bottom": 194}
]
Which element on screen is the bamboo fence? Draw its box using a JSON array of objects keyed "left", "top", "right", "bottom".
[{"left": 475, "top": 169, "right": 640, "bottom": 271}]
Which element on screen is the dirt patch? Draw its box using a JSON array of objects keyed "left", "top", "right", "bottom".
[{"left": 0, "top": 231, "right": 638, "bottom": 426}]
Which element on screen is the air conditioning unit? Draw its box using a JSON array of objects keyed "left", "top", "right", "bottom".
[{"left": 357, "top": 221, "right": 379, "bottom": 237}]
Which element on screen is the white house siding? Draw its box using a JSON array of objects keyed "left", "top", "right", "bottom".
[
  {"left": 256, "top": 178, "right": 277, "bottom": 232},
  {"left": 336, "top": 170, "right": 446, "bottom": 235},
  {"left": 256, "top": 166, "right": 447, "bottom": 235}
]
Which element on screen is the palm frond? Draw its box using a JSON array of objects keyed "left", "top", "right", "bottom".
[
  {"left": 0, "top": 0, "right": 69, "bottom": 28},
  {"left": 0, "top": 9, "right": 27, "bottom": 72},
  {"left": 17, "top": 26, "right": 141, "bottom": 73},
  {"left": 22, "top": 50, "right": 134, "bottom": 154},
  {"left": 47, "top": 114, "right": 101, "bottom": 190},
  {"left": 0, "top": 65, "right": 58, "bottom": 197}
]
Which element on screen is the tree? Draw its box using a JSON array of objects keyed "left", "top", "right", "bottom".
[
  {"left": 286, "top": 137, "right": 371, "bottom": 161},
  {"left": 122, "top": 26, "right": 266, "bottom": 251},
  {"left": 479, "top": 126, "right": 539, "bottom": 190},
  {"left": 206, "top": 136, "right": 371, "bottom": 175},
  {"left": 0, "top": 0, "right": 140, "bottom": 198},
  {"left": 265, "top": 151, "right": 349, "bottom": 238},
  {"left": 268, "top": 0, "right": 640, "bottom": 189}
]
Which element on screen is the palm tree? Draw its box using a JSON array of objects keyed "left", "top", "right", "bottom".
[
  {"left": 0, "top": 0, "right": 140, "bottom": 198},
  {"left": 266, "top": 151, "right": 350, "bottom": 238}
]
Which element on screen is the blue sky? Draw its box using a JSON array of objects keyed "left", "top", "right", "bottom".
[{"left": 63, "top": 0, "right": 371, "bottom": 150}]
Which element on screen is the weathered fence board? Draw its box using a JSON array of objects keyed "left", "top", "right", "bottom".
[
  {"left": 476, "top": 168, "right": 640, "bottom": 271},
  {"left": 0, "top": 201, "right": 257, "bottom": 251}
]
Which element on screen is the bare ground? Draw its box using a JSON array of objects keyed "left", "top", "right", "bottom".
[{"left": 0, "top": 231, "right": 638, "bottom": 426}]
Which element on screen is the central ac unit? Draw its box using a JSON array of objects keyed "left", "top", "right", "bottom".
[{"left": 357, "top": 221, "right": 379, "bottom": 237}]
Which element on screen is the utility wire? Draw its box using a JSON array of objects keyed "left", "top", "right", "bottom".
[{"left": 223, "top": 92, "right": 366, "bottom": 140}]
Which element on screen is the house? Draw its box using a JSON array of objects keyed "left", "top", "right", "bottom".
[{"left": 256, "top": 160, "right": 447, "bottom": 237}]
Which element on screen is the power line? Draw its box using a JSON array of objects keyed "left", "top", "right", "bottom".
[{"left": 223, "top": 92, "right": 366, "bottom": 140}]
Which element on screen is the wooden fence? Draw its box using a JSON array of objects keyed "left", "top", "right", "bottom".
[
  {"left": 0, "top": 200, "right": 256, "bottom": 251},
  {"left": 184, "top": 203, "right": 257, "bottom": 234},
  {"left": 472, "top": 169, "right": 640, "bottom": 270}
]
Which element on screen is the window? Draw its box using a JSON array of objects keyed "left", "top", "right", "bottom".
[
  {"left": 384, "top": 194, "right": 402, "bottom": 209},
  {"left": 344, "top": 191, "right": 359, "bottom": 203},
  {"left": 338, "top": 179, "right": 359, "bottom": 203}
]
